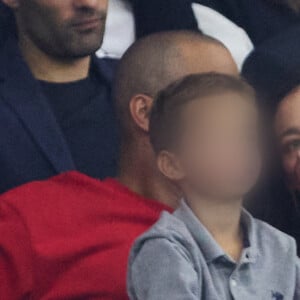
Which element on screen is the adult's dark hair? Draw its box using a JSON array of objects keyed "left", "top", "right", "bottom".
[
  {"left": 242, "top": 23, "right": 300, "bottom": 119},
  {"left": 273, "top": 76, "right": 300, "bottom": 113},
  {"left": 149, "top": 72, "right": 255, "bottom": 154}
]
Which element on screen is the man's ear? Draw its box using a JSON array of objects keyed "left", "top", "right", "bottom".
[
  {"left": 2, "top": 0, "right": 20, "bottom": 9},
  {"left": 129, "top": 94, "right": 153, "bottom": 132},
  {"left": 157, "top": 150, "right": 185, "bottom": 182}
]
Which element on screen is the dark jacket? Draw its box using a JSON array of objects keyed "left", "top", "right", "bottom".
[
  {"left": 129, "top": 0, "right": 299, "bottom": 46},
  {"left": 129, "top": 0, "right": 199, "bottom": 38},
  {"left": 195, "top": 0, "right": 300, "bottom": 46},
  {"left": 0, "top": 38, "right": 119, "bottom": 194},
  {"left": 0, "top": 2, "right": 15, "bottom": 45}
]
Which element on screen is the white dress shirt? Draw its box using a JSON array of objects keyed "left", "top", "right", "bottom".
[{"left": 97, "top": 0, "right": 135, "bottom": 59}]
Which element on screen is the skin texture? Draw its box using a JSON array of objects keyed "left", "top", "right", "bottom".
[
  {"left": 115, "top": 32, "right": 239, "bottom": 208},
  {"left": 2, "top": 0, "right": 108, "bottom": 81},
  {"left": 275, "top": 87, "right": 300, "bottom": 190}
]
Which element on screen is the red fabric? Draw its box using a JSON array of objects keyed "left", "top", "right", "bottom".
[{"left": 0, "top": 171, "right": 172, "bottom": 300}]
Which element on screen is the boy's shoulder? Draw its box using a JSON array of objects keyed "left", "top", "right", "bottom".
[
  {"left": 251, "top": 215, "right": 297, "bottom": 256},
  {"left": 130, "top": 211, "right": 198, "bottom": 255},
  {"left": 137, "top": 210, "right": 194, "bottom": 240},
  {"left": 132, "top": 209, "right": 298, "bottom": 260}
]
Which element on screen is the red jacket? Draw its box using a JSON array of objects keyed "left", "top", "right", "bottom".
[{"left": 0, "top": 171, "right": 172, "bottom": 300}]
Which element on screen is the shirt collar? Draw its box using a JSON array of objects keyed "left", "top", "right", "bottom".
[
  {"left": 174, "top": 200, "right": 259, "bottom": 264},
  {"left": 240, "top": 209, "right": 259, "bottom": 263}
]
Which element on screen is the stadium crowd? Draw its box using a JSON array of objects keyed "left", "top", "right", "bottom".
[{"left": 0, "top": 0, "right": 300, "bottom": 299}]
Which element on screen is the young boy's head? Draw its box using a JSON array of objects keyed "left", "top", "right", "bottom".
[{"left": 149, "top": 73, "right": 262, "bottom": 201}]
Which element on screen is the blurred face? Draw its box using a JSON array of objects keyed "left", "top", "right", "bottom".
[
  {"left": 275, "top": 89, "right": 300, "bottom": 190},
  {"left": 11, "top": 0, "right": 108, "bottom": 58},
  {"left": 175, "top": 92, "right": 262, "bottom": 200}
]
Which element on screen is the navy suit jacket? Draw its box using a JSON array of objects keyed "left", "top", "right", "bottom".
[{"left": 0, "top": 38, "right": 119, "bottom": 194}]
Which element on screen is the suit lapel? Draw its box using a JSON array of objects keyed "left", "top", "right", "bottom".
[{"left": 0, "top": 38, "right": 75, "bottom": 172}]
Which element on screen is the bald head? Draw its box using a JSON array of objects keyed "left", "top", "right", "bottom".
[{"left": 115, "top": 30, "right": 238, "bottom": 137}]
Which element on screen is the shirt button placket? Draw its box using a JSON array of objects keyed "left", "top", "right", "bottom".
[
  {"left": 230, "top": 276, "right": 238, "bottom": 300},
  {"left": 231, "top": 278, "right": 237, "bottom": 288}
]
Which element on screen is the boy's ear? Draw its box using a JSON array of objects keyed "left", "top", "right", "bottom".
[
  {"left": 2, "top": 0, "right": 20, "bottom": 9},
  {"left": 129, "top": 94, "right": 154, "bottom": 132},
  {"left": 157, "top": 151, "right": 185, "bottom": 182}
]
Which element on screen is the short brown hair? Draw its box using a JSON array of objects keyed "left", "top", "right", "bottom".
[{"left": 149, "top": 72, "right": 255, "bottom": 154}]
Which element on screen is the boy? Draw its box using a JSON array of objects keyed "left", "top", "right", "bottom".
[{"left": 127, "top": 73, "right": 300, "bottom": 300}]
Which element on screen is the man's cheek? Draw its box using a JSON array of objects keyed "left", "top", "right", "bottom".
[
  {"left": 35, "top": 1, "right": 71, "bottom": 24},
  {"left": 283, "top": 156, "right": 296, "bottom": 176},
  {"left": 97, "top": 0, "right": 109, "bottom": 11},
  {"left": 283, "top": 157, "right": 300, "bottom": 188},
  {"left": 293, "top": 159, "right": 300, "bottom": 185}
]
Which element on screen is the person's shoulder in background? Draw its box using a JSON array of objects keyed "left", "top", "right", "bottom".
[
  {"left": 0, "top": 170, "right": 169, "bottom": 213},
  {"left": 191, "top": 2, "right": 253, "bottom": 70},
  {"left": 0, "top": 171, "right": 172, "bottom": 299},
  {"left": 99, "top": 0, "right": 253, "bottom": 70},
  {"left": 195, "top": 0, "right": 300, "bottom": 46}
]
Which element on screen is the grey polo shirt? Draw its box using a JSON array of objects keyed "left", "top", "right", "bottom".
[{"left": 128, "top": 201, "right": 300, "bottom": 300}]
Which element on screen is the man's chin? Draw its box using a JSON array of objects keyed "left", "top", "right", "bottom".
[
  {"left": 62, "top": 39, "right": 103, "bottom": 58},
  {"left": 60, "top": 26, "right": 105, "bottom": 57},
  {"left": 72, "top": 45, "right": 101, "bottom": 58}
]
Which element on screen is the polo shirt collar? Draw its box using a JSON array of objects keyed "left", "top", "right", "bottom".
[
  {"left": 174, "top": 200, "right": 259, "bottom": 264},
  {"left": 174, "top": 200, "right": 225, "bottom": 264},
  {"left": 240, "top": 209, "right": 259, "bottom": 263}
]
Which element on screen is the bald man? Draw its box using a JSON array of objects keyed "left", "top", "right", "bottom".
[
  {"left": 0, "top": 31, "right": 238, "bottom": 300},
  {"left": 116, "top": 31, "right": 237, "bottom": 205}
]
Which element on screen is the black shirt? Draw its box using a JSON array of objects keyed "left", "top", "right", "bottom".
[{"left": 39, "top": 65, "right": 119, "bottom": 179}]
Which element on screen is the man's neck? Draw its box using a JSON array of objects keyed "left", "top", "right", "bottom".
[
  {"left": 117, "top": 141, "right": 180, "bottom": 209},
  {"left": 186, "top": 191, "right": 244, "bottom": 261},
  {"left": 19, "top": 34, "right": 91, "bottom": 83}
]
